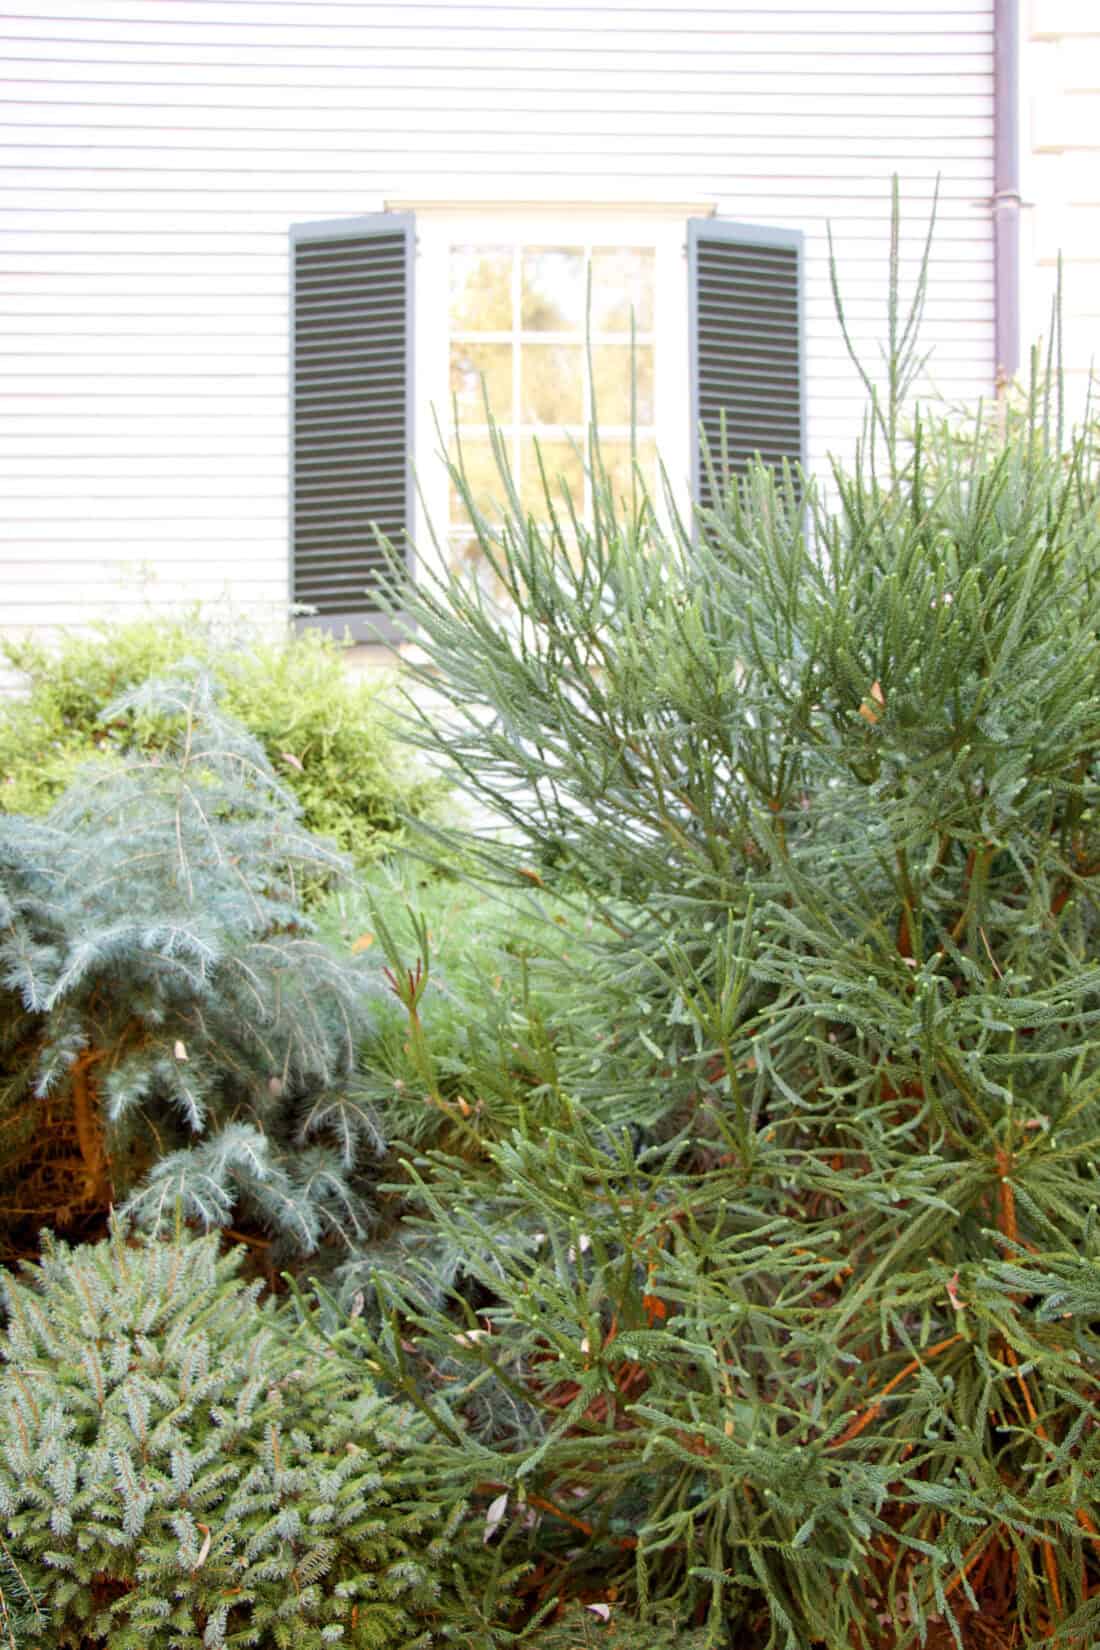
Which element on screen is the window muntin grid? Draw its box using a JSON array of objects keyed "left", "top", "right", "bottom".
[{"left": 447, "top": 241, "right": 658, "bottom": 554}]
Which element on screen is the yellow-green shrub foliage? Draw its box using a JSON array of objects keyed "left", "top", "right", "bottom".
[{"left": 0, "top": 615, "right": 447, "bottom": 869}]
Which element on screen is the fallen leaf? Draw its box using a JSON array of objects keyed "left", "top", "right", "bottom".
[
  {"left": 173, "top": 1039, "right": 188, "bottom": 1061},
  {"left": 483, "top": 1491, "right": 508, "bottom": 1544},
  {"left": 351, "top": 933, "right": 374, "bottom": 953},
  {"left": 586, "top": 1603, "right": 611, "bottom": 1621},
  {"left": 192, "top": 1524, "right": 212, "bottom": 1572},
  {"left": 280, "top": 751, "right": 304, "bottom": 772}
]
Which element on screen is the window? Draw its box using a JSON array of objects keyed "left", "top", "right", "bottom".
[
  {"left": 427, "top": 211, "right": 682, "bottom": 596},
  {"left": 446, "top": 239, "right": 658, "bottom": 579},
  {"left": 290, "top": 207, "right": 803, "bottom": 638}
]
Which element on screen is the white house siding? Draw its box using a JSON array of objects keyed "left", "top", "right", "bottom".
[
  {"left": 1023, "top": 0, "right": 1100, "bottom": 420},
  {"left": 0, "top": 0, "right": 995, "bottom": 662}
]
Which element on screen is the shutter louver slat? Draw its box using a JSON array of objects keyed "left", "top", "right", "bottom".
[
  {"left": 689, "top": 220, "right": 804, "bottom": 510},
  {"left": 291, "top": 214, "right": 413, "bottom": 638}
]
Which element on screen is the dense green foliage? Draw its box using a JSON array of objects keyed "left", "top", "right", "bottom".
[
  {"left": 0, "top": 674, "right": 384, "bottom": 1253},
  {"left": 2, "top": 194, "right": 1097, "bottom": 1650},
  {"left": 317, "top": 865, "right": 590, "bottom": 1160},
  {"left": 530, "top": 1606, "right": 712, "bottom": 1648},
  {"left": 306, "top": 211, "right": 1100, "bottom": 1648},
  {"left": 0, "top": 615, "right": 447, "bottom": 868},
  {"left": 0, "top": 1222, "right": 507, "bottom": 1649}
]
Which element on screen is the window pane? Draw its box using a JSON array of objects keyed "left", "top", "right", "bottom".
[
  {"left": 520, "top": 342, "right": 584, "bottom": 425},
  {"left": 449, "top": 437, "right": 506, "bottom": 523},
  {"left": 598, "top": 440, "right": 658, "bottom": 506},
  {"left": 521, "top": 248, "right": 585, "bottom": 332},
  {"left": 590, "top": 248, "right": 655, "bottom": 332},
  {"left": 591, "top": 344, "right": 655, "bottom": 426},
  {"left": 449, "top": 532, "right": 483, "bottom": 571},
  {"left": 520, "top": 438, "right": 585, "bottom": 516},
  {"left": 450, "top": 342, "right": 513, "bottom": 423},
  {"left": 451, "top": 247, "right": 513, "bottom": 331},
  {"left": 448, "top": 534, "right": 509, "bottom": 605}
]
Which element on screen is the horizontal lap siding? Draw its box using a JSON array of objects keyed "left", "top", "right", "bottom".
[{"left": 0, "top": 0, "right": 994, "bottom": 663}]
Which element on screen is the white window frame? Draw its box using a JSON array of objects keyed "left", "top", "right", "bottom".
[{"left": 397, "top": 203, "right": 711, "bottom": 577}]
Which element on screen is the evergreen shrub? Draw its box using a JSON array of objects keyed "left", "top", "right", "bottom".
[
  {"left": 0, "top": 615, "right": 447, "bottom": 869},
  {"left": 308, "top": 199, "right": 1100, "bottom": 1647},
  {"left": 0, "top": 673, "right": 384, "bottom": 1253},
  {"left": 0, "top": 1221, "right": 497, "bottom": 1649},
  {"left": 528, "top": 1604, "right": 712, "bottom": 1649},
  {"left": 317, "top": 864, "right": 591, "bottom": 1161}
]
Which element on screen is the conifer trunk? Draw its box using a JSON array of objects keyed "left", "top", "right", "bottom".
[{"left": 70, "top": 1049, "right": 112, "bottom": 1207}]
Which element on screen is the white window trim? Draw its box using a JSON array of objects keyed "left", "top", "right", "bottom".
[{"left": 397, "top": 202, "right": 715, "bottom": 578}]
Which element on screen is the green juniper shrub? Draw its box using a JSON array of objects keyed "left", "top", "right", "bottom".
[
  {"left": 0, "top": 614, "right": 449, "bottom": 871},
  {"left": 304, "top": 193, "right": 1100, "bottom": 1648},
  {"left": 527, "top": 1603, "right": 713, "bottom": 1649},
  {"left": 0, "top": 1220, "right": 515, "bottom": 1649},
  {"left": 315, "top": 861, "right": 593, "bottom": 1158},
  {"left": 0, "top": 672, "right": 386, "bottom": 1256}
]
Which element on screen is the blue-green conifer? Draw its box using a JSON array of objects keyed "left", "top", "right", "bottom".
[{"left": 0, "top": 674, "right": 382, "bottom": 1252}]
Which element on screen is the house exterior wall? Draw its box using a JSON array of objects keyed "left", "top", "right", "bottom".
[
  {"left": 1022, "top": 0, "right": 1100, "bottom": 418},
  {"left": 0, "top": 0, "right": 995, "bottom": 660}
]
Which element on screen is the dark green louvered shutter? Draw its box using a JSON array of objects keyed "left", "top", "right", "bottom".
[
  {"left": 290, "top": 213, "right": 414, "bottom": 639},
  {"left": 688, "top": 220, "right": 804, "bottom": 508}
]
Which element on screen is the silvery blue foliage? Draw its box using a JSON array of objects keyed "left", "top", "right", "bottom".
[
  {"left": 0, "top": 672, "right": 385, "bottom": 1251},
  {"left": 0, "top": 1222, "right": 487, "bottom": 1649}
]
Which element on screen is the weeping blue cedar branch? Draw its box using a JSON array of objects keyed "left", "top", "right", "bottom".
[{"left": 0, "top": 672, "right": 387, "bottom": 1253}]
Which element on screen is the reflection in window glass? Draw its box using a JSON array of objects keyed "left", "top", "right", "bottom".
[
  {"left": 448, "top": 437, "right": 504, "bottom": 522},
  {"left": 449, "top": 238, "right": 657, "bottom": 550},
  {"left": 520, "top": 343, "right": 584, "bottom": 425},
  {"left": 591, "top": 344, "right": 654, "bottom": 426},
  {"left": 520, "top": 249, "right": 585, "bottom": 332},
  {"left": 451, "top": 247, "right": 513, "bottom": 331},
  {"left": 590, "top": 248, "right": 655, "bottom": 332},
  {"left": 599, "top": 440, "right": 658, "bottom": 507},
  {"left": 520, "top": 439, "right": 585, "bottom": 517},
  {"left": 448, "top": 532, "right": 511, "bottom": 606},
  {"left": 450, "top": 342, "right": 513, "bottom": 422}
]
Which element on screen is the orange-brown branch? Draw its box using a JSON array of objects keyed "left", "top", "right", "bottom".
[
  {"left": 526, "top": 1493, "right": 594, "bottom": 1537},
  {"left": 995, "top": 1149, "right": 1019, "bottom": 1248},
  {"left": 943, "top": 1528, "right": 1001, "bottom": 1601},
  {"left": 828, "top": 1334, "right": 963, "bottom": 1450},
  {"left": 1003, "top": 1338, "right": 1100, "bottom": 1583}
]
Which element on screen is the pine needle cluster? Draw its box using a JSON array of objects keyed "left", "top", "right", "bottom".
[
  {"left": 0, "top": 673, "right": 385, "bottom": 1253},
  {"left": 310, "top": 196, "right": 1100, "bottom": 1647}
]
